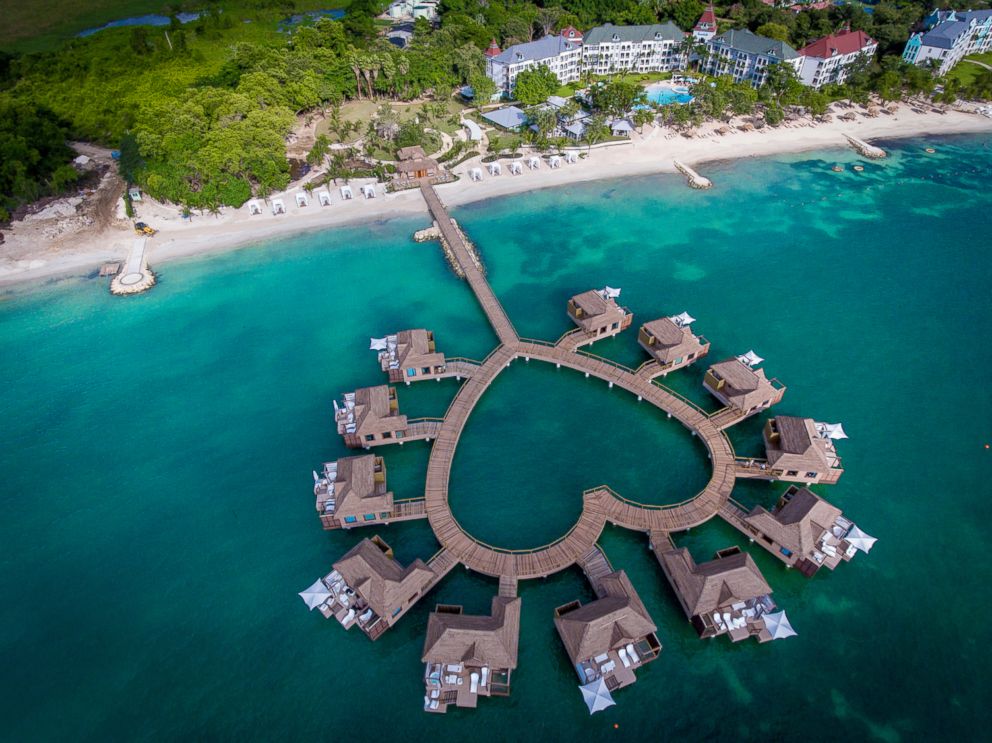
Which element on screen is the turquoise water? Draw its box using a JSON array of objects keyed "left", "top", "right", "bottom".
[
  {"left": 2, "top": 135, "right": 991, "bottom": 739},
  {"left": 645, "top": 84, "right": 694, "bottom": 105}
]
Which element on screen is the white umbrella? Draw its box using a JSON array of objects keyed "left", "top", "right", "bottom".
[
  {"left": 602, "top": 286, "right": 622, "bottom": 299},
  {"left": 669, "top": 311, "right": 696, "bottom": 327},
  {"left": 736, "top": 350, "right": 764, "bottom": 368},
  {"left": 763, "top": 610, "right": 797, "bottom": 640},
  {"left": 579, "top": 677, "right": 616, "bottom": 714},
  {"left": 299, "top": 579, "right": 332, "bottom": 611},
  {"left": 369, "top": 337, "right": 389, "bottom": 351},
  {"left": 845, "top": 525, "right": 877, "bottom": 553},
  {"left": 818, "top": 422, "right": 848, "bottom": 440}
]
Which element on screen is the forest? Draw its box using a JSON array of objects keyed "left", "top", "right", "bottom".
[{"left": 1, "top": 0, "right": 990, "bottom": 220}]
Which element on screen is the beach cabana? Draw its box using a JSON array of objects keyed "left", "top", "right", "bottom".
[
  {"left": 566, "top": 287, "right": 632, "bottom": 346},
  {"left": 317, "top": 189, "right": 332, "bottom": 206},
  {"left": 527, "top": 156, "right": 540, "bottom": 170},
  {"left": 374, "top": 329, "right": 448, "bottom": 383},
  {"left": 509, "top": 161, "right": 523, "bottom": 175},
  {"left": 128, "top": 187, "right": 142, "bottom": 202},
  {"left": 248, "top": 200, "right": 262, "bottom": 216},
  {"left": 488, "top": 162, "right": 502, "bottom": 176},
  {"left": 470, "top": 167, "right": 483, "bottom": 182},
  {"left": 565, "top": 151, "right": 578, "bottom": 164},
  {"left": 313, "top": 454, "right": 393, "bottom": 529},
  {"left": 340, "top": 185, "right": 354, "bottom": 200},
  {"left": 736, "top": 416, "right": 844, "bottom": 485},
  {"left": 703, "top": 356, "right": 785, "bottom": 422},
  {"left": 762, "top": 611, "right": 797, "bottom": 640},
  {"left": 271, "top": 199, "right": 286, "bottom": 215},
  {"left": 549, "top": 156, "right": 562, "bottom": 169},
  {"left": 295, "top": 191, "right": 309, "bottom": 208},
  {"left": 299, "top": 578, "right": 333, "bottom": 611},
  {"left": 579, "top": 678, "right": 616, "bottom": 715},
  {"left": 362, "top": 185, "right": 377, "bottom": 199},
  {"left": 637, "top": 314, "right": 710, "bottom": 375}
]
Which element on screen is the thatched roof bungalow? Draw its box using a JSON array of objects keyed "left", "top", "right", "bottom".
[
  {"left": 637, "top": 314, "right": 710, "bottom": 373},
  {"left": 703, "top": 357, "right": 785, "bottom": 417},
  {"left": 566, "top": 288, "right": 632, "bottom": 344},
  {"left": 314, "top": 454, "right": 392, "bottom": 529},
  {"left": 335, "top": 385, "right": 407, "bottom": 448}
]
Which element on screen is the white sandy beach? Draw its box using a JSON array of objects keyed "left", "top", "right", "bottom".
[{"left": 2, "top": 102, "right": 991, "bottom": 288}]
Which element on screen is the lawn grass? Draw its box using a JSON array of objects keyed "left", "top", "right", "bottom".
[
  {"left": 947, "top": 53, "right": 992, "bottom": 88},
  {"left": 0, "top": 0, "right": 349, "bottom": 53},
  {"left": 315, "top": 97, "right": 467, "bottom": 141}
]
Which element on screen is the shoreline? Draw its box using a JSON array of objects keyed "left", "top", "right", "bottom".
[{"left": 2, "top": 104, "right": 990, "bottom": 290}]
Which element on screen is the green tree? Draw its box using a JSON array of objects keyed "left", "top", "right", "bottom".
[
  {"left": 756, "top": 23, "right": 791, "bottom": 43},
  {"left": 589, "top": 79, "right": 645, "bottom": 117},
  {"left": 308, "top": 134, "right": 331, "bottom": 166},
  {"left": 671, "top": 0, "right": 705, "bottom": 32},
  {"left": 513, "top": 65, "right": 559, "bottom": 105}
]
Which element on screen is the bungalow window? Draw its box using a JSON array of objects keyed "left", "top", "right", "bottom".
[
  {"left": 611, "top": 322, "right": 619, "bottom": 330},
  {"left": 379, "top": 512, "right": 390, "bottom": 519},
  {"left": 363, "top": 513, "right": 376, "bottom": 521},
  {"left": 364, "top": 434, "right": 375, "bottom": 442},
  {"left": 392, "top": 607, "right": 403, "bottom": 618},
  {"left": 382, "top": 432, "right": 392, "bottom": 439},
  {"left": 406, "top": 368, "right": 417, "bottom": 377},
  {"left": 805, "top": 472, "right": 818, "bottom": 479},
  {"left": 786, "top": 470, "right": 799, "bottom": 477},
  {"left": 780, "top": 547, "right": 793, "bottom": 557},
  {"left": 421, "top": 367, "right": 430, "bottom": 375},
  {"left": 344, "top": 515, "right": 358, "bottom": 524}
]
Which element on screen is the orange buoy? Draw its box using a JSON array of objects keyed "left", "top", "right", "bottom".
[{"left": 614, "top": 724, "right": 620, "bottom": 729}]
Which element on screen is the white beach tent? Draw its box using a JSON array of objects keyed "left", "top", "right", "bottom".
[
  {"left": 670, "top": 311, "right": 696, "bottom": 327},
  {"left": 509, "top": 161, "right": 523, "bottom": 175},
  {"left": 295, "top": 191, "right": 309, "bottom": 207},
  {"left": 248, "top": 200, "right": 262, "bottom": 215},
  {"left": 528, "top": 156, "right": 541, "bottom": 170},
  {"left": 579, "top": 677, "right": 616, "bottom": 714},
  {"left": 271, "top": 198, "right": 286, "bottom": 215},
  {"left": 763, "top": 611, "right": 797, "bottom": 640},
  {"left": 340, "top": 185, "right": 354, "bottom": 200},
  {"left": 488, "top": 162, "right": 502, "bottom": 176},
  {"left": 817, "top": 422, "right": 849, "bottom": 440},
  {"left": 299, "top": 579, "right": 332, "bottom": 610},
  {"left": 317, "top": 189, "right": 332, "bottom": 206},
  {"left": 549, "top": 155, "right": 562, "bottom": 169},
  {"left": 736, "top": 350, "right": 764, "bottom": 368},
  {"left": 845, "top": 525, "right": 877, "bottom": 554},
  {"left": 361, "top": 184, "right": 377, "bottom": 199},
  {"left": 370, "top": 337, "right": 389, "bottom": 351},
  {"left": 469, "top": 167, "right": 483, "bottom": 182},
  {"left": 601, "top": 286, "right": 622, "bottom": 300},
  {"left": 565, "top": 151, "right": 578, "bottom": 163}
]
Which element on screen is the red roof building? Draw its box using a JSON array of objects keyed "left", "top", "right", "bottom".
[
  {"left": 800, "top": 29, "right": 876, "bottom": 59},
  {"left": 485, "top": 39, "right": 502, "bottom": 58},
  {"left": 693, "top": 5, "right": 718, "bottom": 41},
  {"left": 797, "top": 29, "right": 878, "bottom": 88},
  {"left": 560, "top": 25, "right": 583, "bottom": 44}
]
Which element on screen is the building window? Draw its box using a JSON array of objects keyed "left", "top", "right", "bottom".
[
  {"left": 611, "top": 322, "right": 619, "bottom": 330},
  {"left": 392, "top": 607, "right": 403, "bottom": 618},
  {"left": 786, "top": 470, "right": 798, "bottom": 477},
  {"left": 363, "top": 513, "right": 376, "bottom": 521},
  {"left": 407, "top": 368, "right": 417, "bottom": 377},
  {"left": 344, "top": 515, "right": 358, "bottom": 523},
  {"left": 421, "top": 367, "right": 431, "bottom": 375},
  {"left": 364, "top": 434, "right": 375, "bottom": 442},
  {"left": 382, "top": 432, "right": 392, "bottom": 439},
  {"left": 805, "top": 472, "right": 818, "bottom": 479}
]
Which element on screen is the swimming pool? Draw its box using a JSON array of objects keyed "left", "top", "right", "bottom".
[{"left": 645, "top": 84, "right": 694, "bottom": 106}]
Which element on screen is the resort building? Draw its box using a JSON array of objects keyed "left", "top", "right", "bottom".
[
  {"left": 654, "top": 543, "right": 787, "bottom": 643},
  {"left": 723, "top": 485, "right": 877, "bottom": 576},
  {"left": 486, "top": 34, "right": 582, "bottom": 97},
  {"left": 312, "top": 536, "right": 440, "bottom": 639},
  {"left": 736, "top": 416, "right": 845, "bottom": 484},
  {"left": 903, "top": 9, "right": 992, "bottom": 75},
  {"left": 637, "top": 311, "right": 710, "bottom": 375},
  {"left": 421, "top": 595, "right": 521, "bottom": 713},
  {"left": 703, "top": 353, "right": 786, "bottom": 425},
  {"left": 581, "top": 22, "right": 688, "bottom": 76},
  {"left": 566, "top": 287, "right": 632, "bottom": 346},
  {"left": 335, "top": 385, "right": 406, "bottom": 448},
  {"left": 798, "top": 29, "right": 877, "bottom": 88},
  {"left": 313, "top": 454, "right": 392, "bottom": 529},
  {"left": 560, "top": 25, "right": 584, "bottom": 45},
  {"left": 702, "top": 29, "right": 802, "bottom": 87},
  {"left": 692, "top": 5, "right": 718, "bottom": 42},
  {"left": 372, "top": 329, "right": 446, "bottom": 382},
  {"left": 385, "top": 0, "right": 438, "bottom": 21},
  {"left": 393, "top": 146, "right": 440, "bottom": 183},
  {"left": 554, "top": 570, "right": 662, "bottom": 703}
]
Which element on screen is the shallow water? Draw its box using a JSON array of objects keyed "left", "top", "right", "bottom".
[{"left": 2, "top": 134, "right": 990, "bottom": 740}]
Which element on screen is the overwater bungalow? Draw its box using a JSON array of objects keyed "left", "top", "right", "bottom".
[
  {"left": 566, "top": 287, "right": 632, "bottom": 345},
  {"left": 736, "top": 416, "right": 844, "bottom": 484},
  {"left": 654, "top": 544, "right": 784, "bottom": 643},
  {"left": 320, "top": 536, "right": 439, "bottom": 640},
  {"left": 371, "top": 329, "right": 447, "bottom": 383},
  {"left": 637, "top": 312, "right": 710, "bottom": 375},
  {"left": 335, "top": 385, "right": 420, "bottom": 448},
  {"left": 313, "top": 454, "right": 392, "bottom": 529},
  {"left": 554, "top": 570, "right": 661, "bottom": 700},
  {"left": 421, "top": 596, "right": 521, "bottom": 713},
  {"left": 703, "top": 353, "right": 785, "bottom": 424},
  {"left": 393, "top": 145, "right": 440, "bottom": 183},
  {"left": 726, "top": 485, "right": 876, "bottom": 577}
]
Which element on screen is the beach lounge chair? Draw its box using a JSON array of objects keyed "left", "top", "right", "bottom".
[
  {"left": 470, "top": 672, "right": 479, "bottom": 693},
  {"left": 480, "top": 667, "right": 489, "bottom": 687},
  {"left": 626, "top": 644, "right": 639, "bottom": 663},
  {"left": 295, "top": 191, "right": 309, "bottom": 208},
  {"left": 619, "top": 649, "right": 631, "bottom": 668},
  {"left": 317, "top": 189, "right": 332, "bottom": 206},
  {"left": 593, "top": 653, "right": 609, "bottom": 664}
]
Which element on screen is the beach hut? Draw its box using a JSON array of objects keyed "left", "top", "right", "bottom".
[
  {"left": 271, "top": 199, "right": 286, "bottom": 215},
  {"left": 549, "top": 155, "right": 562, "bottom": 169},
  {"left": 704, "top": 356, "right": 785, "bottom": 422},
  {"left": 128, "top": 187, "right": 142, "bottom": 202},
  {"left": 637, "top": 314, "right": 710, "bottom": 374},
  {"left": 317, "top": 189, "right": 332, "bottom": 207},
  {"left": 509, "top": 161, "right": 523, "bottom": 175},
  {"left": 566, "top": 287, "right": 632, "bottom": 346},
  {"left": 375, "top": 329, "right": 448, "bottom": 383},
  {"left": 487, "top": 162, "right": 502, "bottom": 176},
  {"left": 469, "top": 167, "right": 483, "bottom": 182},
  {"left": 314, "top": 454, "right": 394, "bottom": 529},
  {"left": 362, "top": 185, "right": 377, "bottom": 199},
  {"left": 565, "top": 151, "right": 578, "bottom": 164},
  {"left": 248, "top": 200, "right": 262, "bottom": 215},
  {"left": 340, "top": 185, "right": 354, "bottom": 200},
  {"left": 527, "top": 156, "right": 540, "bottom": 170},
  {"left": 736, "top": 416, "right": 845, "bottom": 485},
  {"left": 295, "top": 191, "right": 309, "bottom": 208}
]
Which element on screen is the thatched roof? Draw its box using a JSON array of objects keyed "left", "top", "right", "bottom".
[
  {"left": 397, "top": 145, "right": 428, "bottom": 161},
  {"left": 765, "top": 416, "right": 832, "bottom": 470},
  {"left": 393, "top": 329, "right": 443, "bottom": 368},
  {"left": 707, "top": 358, "right": 776, "bottom": 409},
  {"left": 658, "top": 547, "right": 771, "bottom": 618},
  {"left": 352, "top": 385, "right": 404, "bottom": 435},
  {"left": 554, "top": 571, "right": 656, "bottom": 664},
  {"left": 395, "top": 157, "right": 439, "bottom": 174},
  {"left": 422, "top": 597, "right": 521, "bottom": 669},
  {"left": 744, "top": 487, "right": 842, "bottom": 558},
  {"left": 334, "top": 538, "right": 436, "bottom": 617},
  {"left": 640, "top": 317, "right": 704, "bottom": 363},
  {"left": 331, "top": 455, "right": 392, "bottom": 520},
  {"left": 571, "top": 290, "right": 610, "bottom": 318}
]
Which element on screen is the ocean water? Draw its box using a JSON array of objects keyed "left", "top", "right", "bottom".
[{"left": 2, "top": 135, "right": 991, "bottom": 740}]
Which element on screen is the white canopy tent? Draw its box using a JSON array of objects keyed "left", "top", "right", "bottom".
[
  {"left": 670, "top": 311, "right": 696, "bottom": 327},
  {"left": 565, "top": 151, "right": 578, "bottom": 163},
  {"left": 816, "top": 422, "right": 849, "bottom": 440},
  {"left": 299, "top": 579, "right": 332, "bottom": 611},
  {"left": 528, "top": 156, "right": 541, "bottom": 170},
  {"left": 579, "top": 677, "right": 616, "bottom": 714},
  {"left": 600, "top": 286, "right": 621, "bottom": 300},
  {"left": 549, "top": 156, "right": 562, "bottom": 169},
  {"left": 736, "top": 350, "right": 764, "bottom": 368},
  {"left": 488, "top": 162, "right": 502, "bottom": 176},
  {"left": 361, "top": 185, "right": 377, "bottom": 199},
  {"left": 763, "top": 611, "right": 797, "bottom": 640},
  {"left": 370, "top": 337, "right": 389, "bottom": 351},
  {"left": 271, "top": 199, "right": 286, "bottom": 215},
  {"left": 247, "top": 200, "right": 262, "bottom": 215},
  {"left": 845, "top": 525, "right": 877, "bottom": 554},
  {"left": 317, "top": 189, "right": 332, "bottom": 206},
  {"left": 509, "top": 161, "right": 523, "bottom": 175},
  {"left": 340, "top": 185, "right": 354, "bottom": 200},
  {"left": 295, "top": 191, "right": 309, "bottom": 207},
  {"left": 469, "top": 167, "right": 483, "bottom": 182}
]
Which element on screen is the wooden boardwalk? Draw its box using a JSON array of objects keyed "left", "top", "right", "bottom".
[{"left": 410, "top": 184, "right": 739, "bottom": 579}]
